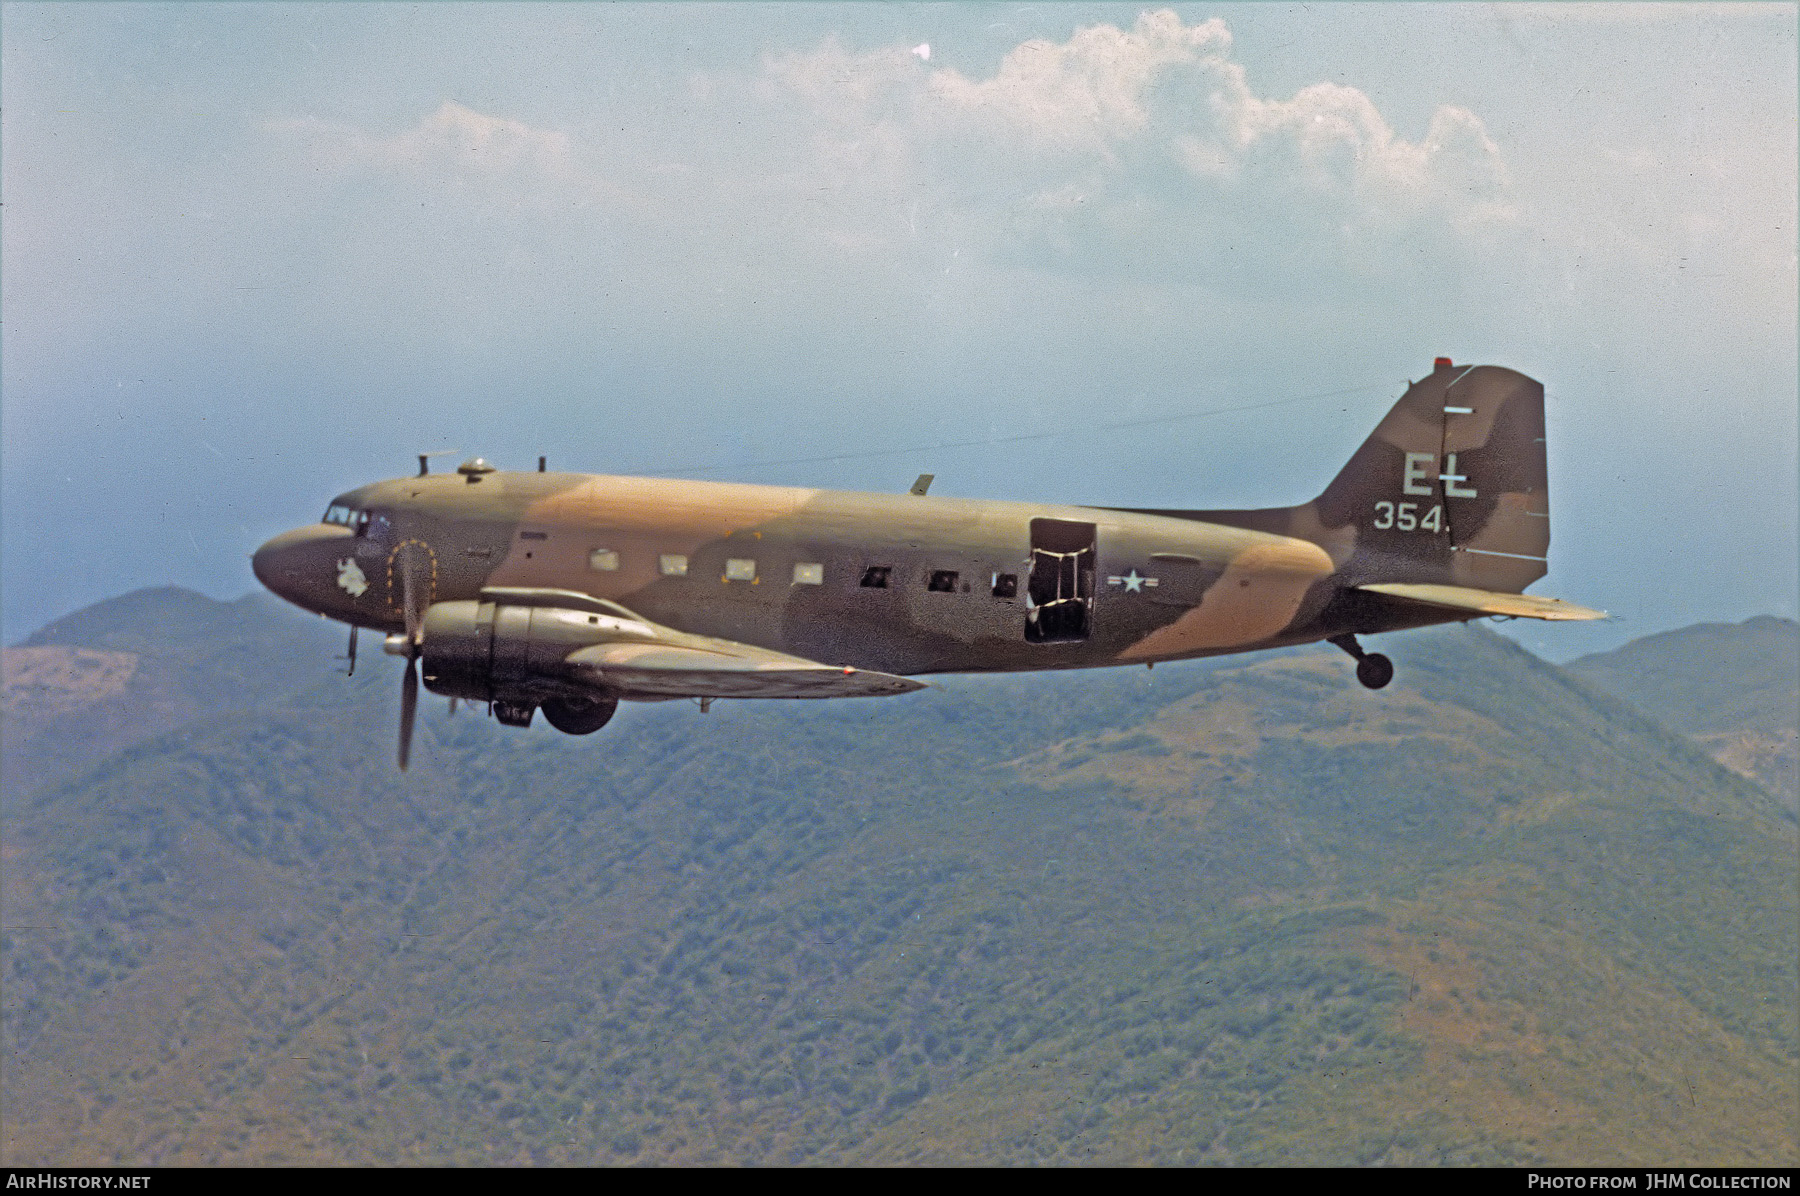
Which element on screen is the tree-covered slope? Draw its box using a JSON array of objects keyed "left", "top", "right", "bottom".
[
  {"left": 2, "top": 614, "right": 1793, "bottom": 1166},
  {"left": 2, "top": 587, "right": 343, "bottom": 802},
  {"left": 1566, "top": 616, "right": 1798, "bottom": 810}
]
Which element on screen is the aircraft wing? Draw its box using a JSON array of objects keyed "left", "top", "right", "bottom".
[
  {"left": 1355, "top": 582, "right": 1607, "bottom": 622},
  {"left": 469, "top": 586, "right": 926, "bottom": 701},
  {"left": 566, "top": 640, "right": 925, "bottom": 700}
]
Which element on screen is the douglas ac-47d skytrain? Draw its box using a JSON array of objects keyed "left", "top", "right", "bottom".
[{"left": 253, "top": 359, "right": 1604, "bottom": 768}]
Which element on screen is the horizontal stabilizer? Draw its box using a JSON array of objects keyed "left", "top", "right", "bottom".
[{"left": 1356, "top": 582, "right": 1607, "bottom": 622}]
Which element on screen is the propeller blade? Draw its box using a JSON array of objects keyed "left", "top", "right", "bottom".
[
  {"left": 345, "top": 624, "right": 358, "bottom": 677},
  {"left": 398, "top": 657, "right": 419, "bottom": 771},
  {"left": 394, "top": 548, "right": 426, "bottom": 771}
]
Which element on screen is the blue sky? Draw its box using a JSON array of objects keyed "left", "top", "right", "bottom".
[{"left": 3, "top": 3, "right": 1795, "bottom": 658}]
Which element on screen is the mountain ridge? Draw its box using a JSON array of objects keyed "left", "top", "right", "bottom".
[
  {"left": 1, "top": 591, "right": 1794, "bottom": 1165},
  {"left": 1, "top": 587, "right": 343, "bottom": 803},
  {"left": 1566, "top": 616, "right": 1798, "bottom": 809}
]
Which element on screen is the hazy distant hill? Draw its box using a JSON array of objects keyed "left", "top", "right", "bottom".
[
  {"left": 1, "top": 587, "right": 343, "bottom": 802},
  {"left": 1, "top": 597, "right": 1794, "bottom": 1166},
  {"left": 1567, "top": 616, "right": 1798, "bottom": 810}
]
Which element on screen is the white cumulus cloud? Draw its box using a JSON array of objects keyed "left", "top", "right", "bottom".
[
  {"left": 926, "top": 11, "right": 1234, "bottom": 153},
  {"left": 760, "top": 10, "right": 1515, "bottom": 288},
  {"left": 262, "top": 13, "right": 1528, "bottom": 304}
]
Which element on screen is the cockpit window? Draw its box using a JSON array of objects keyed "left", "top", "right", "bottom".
[{"left": 323, "top": 505, "right": 371, "bottom": 536}]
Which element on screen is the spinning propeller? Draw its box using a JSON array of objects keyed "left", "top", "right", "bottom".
[{"left": 387, "top": 543, "right": 428, "bottom": 771}]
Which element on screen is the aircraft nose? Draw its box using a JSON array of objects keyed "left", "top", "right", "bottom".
[{"left": 253, "top": 523, "right": 356, "bottom": 612}]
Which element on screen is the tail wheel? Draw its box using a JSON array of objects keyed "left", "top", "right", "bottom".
[
  {"left": 541, "top": 695, "right": 619, "bottom": 735},
  {"left": 1356, "top": 653, "right": 1394, "bottom": 690}
]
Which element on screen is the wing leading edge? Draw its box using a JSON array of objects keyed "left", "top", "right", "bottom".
[{"left": 568, "top": 641, "right": 925, "bottom": 700}]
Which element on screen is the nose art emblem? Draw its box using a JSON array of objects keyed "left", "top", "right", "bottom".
[{"left": 336, "top": 558, "right": 369, "bottom": 597}]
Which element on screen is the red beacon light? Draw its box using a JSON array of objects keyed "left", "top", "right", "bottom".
[{"left": 1434, "top": 356, "right": 1454, "bottom": 369}]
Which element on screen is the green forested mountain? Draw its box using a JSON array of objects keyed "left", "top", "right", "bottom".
[
  {"left": 2, "top": 587, "right": 343, "bottom": 802},
  {"left": 1566, "top": 616, "right": 1798, "bottom": 810},
  {"left": 2, "top": 593, "right": 1794, "bottom": 1166}
]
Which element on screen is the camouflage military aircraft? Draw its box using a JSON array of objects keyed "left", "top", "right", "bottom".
[{"left": 253, "top": 358, "right": 1603, "bottom": 768}]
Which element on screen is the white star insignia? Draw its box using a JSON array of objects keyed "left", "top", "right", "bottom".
[{"left": 1106, "top": 569, "right": 1159, "bottom": 594}]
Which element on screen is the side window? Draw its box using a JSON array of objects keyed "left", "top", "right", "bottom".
[
  {"left": 860, "top": 566, "right": 891, "bottom": 589},
  {"left": 928, "top": 570, "right": 959, "bottom": 593},
  {"left": 659, "top": 554, "right": 688, "bottom": 577},
  {"left": 793, "top": 563, "right": 824, "bottom": 585},
  {"left": 588, "top": 549, "right": 619, "bottom": 572},
  {"left": 724, "top": 558, "right": 757, "bottom": 582},
  {"left": 991, "top": 572, "right": 1018, "bottom": 598}
]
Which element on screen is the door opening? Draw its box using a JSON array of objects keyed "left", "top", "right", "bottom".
[{"left": 1026, "top": 518, "right": 1095, "bottom": 643}]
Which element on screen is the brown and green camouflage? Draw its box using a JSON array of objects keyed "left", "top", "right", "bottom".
[{"left": 252, "top": 359, "right": 1599, "bottom": 748}]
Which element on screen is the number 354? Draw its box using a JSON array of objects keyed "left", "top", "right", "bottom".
[{"left": 1373, "top": 501, "right": 1443, "bottom": 532}]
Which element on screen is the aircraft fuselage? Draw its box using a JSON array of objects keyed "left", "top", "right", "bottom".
[{"left": 255, "top": 468, "right": 1418, "bottom": 677}]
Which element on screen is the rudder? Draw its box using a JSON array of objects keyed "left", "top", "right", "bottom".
[{"left": 1313, "top": 358, "right": 1549, "bottom": 593}]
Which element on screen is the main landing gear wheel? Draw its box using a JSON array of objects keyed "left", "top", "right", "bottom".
[
  {"left": 1329, "top": 633, "right": 1394, "bottom": 690},
  {"left": 541, "top": 695, "right": 619, "bottom": 735},
  {"left": 1355, "top": 653, "right": 1394, "bottom": 690}
]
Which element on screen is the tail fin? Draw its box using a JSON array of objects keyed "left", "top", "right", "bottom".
[
  {"left": 1118, "top": 359, "right": 1553, "bottom": 594},
  {"left": 1309, "top": 359, "right": 1550, "bottom": 593}
]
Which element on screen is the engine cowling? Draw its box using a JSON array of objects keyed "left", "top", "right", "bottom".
[{"left": 412, "top": 598, "right": 638, "bottom": 704}]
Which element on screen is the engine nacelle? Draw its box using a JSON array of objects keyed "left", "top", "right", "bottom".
[{"left": 410, "top": 596, "right": 644, "bottom": 703}]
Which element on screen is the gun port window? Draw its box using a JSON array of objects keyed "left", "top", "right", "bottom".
[
  {"left": 589, "top": 549, "right": 619, "bottom": 572},
  {"left": 660, "top": 554, "right": 688, "bottom": 577},
  {"left": 928, "top": 570, "right": 959, "bottom": 593},
  {"left": 860, "top": 566, "right": 891, "bottom": 589}
]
